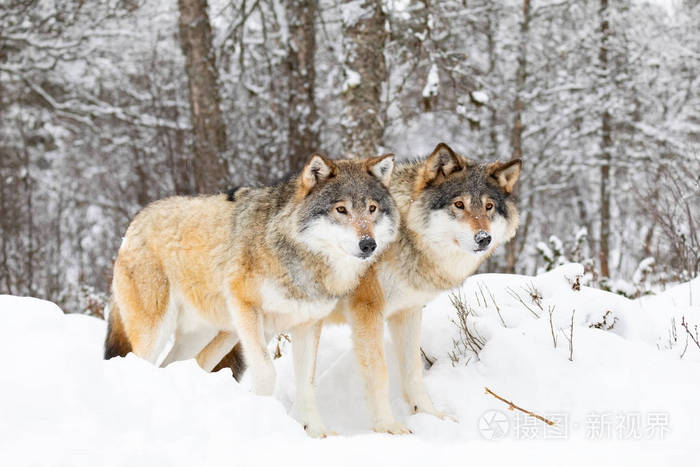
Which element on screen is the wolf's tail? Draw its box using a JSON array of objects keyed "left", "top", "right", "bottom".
[
  {"left": 104, "top": 298, "right": 132, "bottom": 359},
  {"left": 213, "top": 342, "right": 247, "bottom": 381}
]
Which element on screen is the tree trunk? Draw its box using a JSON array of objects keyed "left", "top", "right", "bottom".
[
  {"left": 18, "top": 121, "right": 34, "bottom": 296},
  {"left": 511, "top": 0, "right": 530, "bottom": 161},
  {"left": 486, "top": 5, "right": 499, "bottom": 158},
  {"left": 341, "top": 0, "right": 387, "bottom": 158},
  {"left": 286, "top": 0, "right": 321, "bottom": 174},
  {"left": 599, "top": 0, "right": 611, "bottom": 278},
  {"left": 505, "top": 0, "right": 531, "bottom": 273},
  {"left": 178, "top": 0, "right": 229, "bottom": 193},
  {"left": 0, "top": 180, "right": 13, "bottom": 294}
]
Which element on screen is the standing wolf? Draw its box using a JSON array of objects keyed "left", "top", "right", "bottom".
[
  {"left": 219, "top": 143, "right": 522, "bottom": 434},
  {"left": 335, "top": 142, "right": 521, "bottom": 433},
  {"left": 104, "top": 153, "right": 399, "bottom": 437}
]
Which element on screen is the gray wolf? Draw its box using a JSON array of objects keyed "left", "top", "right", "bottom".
[
  {"left": 333, "top": 142, "right": 521, "bottom": 433},
  {"left": 104, "top": 153, "right": 399, "bottom": 437}
]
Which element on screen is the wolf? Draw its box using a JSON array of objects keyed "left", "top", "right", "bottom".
[
  {"left": 333, "top": 142, "right": 522, "bottom": 433},
  {"left": 219, "top": 143, "right": 522, "bottom": 434},
  {"left": 104, "top": 153, "right": 399, "bottom": 437}
]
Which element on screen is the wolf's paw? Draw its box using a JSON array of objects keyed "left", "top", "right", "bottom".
[
  {"left": 304, "top": 423, "right": 337, "bottom": 439},
  {"left": 407, "top": 396, "right": 459, "bottom": 423},
  {"left": 409, "top": 401, "right": 458, "bottom": 423},
  {"left": 428, "top": 410, "right": 458, "bottom": 423},
  {"left": 373, "top": 420, "right": 413, "bottom": 435}
]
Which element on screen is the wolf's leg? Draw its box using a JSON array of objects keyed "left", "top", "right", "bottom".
[
  {"left": 387, "top": 307, "right": 457, "bottom": 422},
  {"left": 196, "top": 331, "right": 239, "bottom": 372},
  {"left": 348, "top": 272, "right": 411, "bottom": 435},
  {"left": 161, "top": 328, "right": 217, "bottom": 367},
  {"left": 290, "top": 320, "right": 334, "bottom": 438},
  {"left": 231, "top": 302, "right": 276, "bottom": 395},
  {"left": 349, "top": 308, "right": 410, "bottom": 434}
]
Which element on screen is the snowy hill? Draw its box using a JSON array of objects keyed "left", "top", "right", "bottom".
[{"left": 1, "top": 265, "right": 699, "bottom": 466}]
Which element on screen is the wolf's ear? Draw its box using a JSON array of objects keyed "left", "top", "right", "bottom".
[
  {"left": 301, "top": 154, "right": 337, "bottom": 192},
  {"left": 489, "top": 159, "right": 522, "bottom": 194},
  {"left": 422, "top": 143, "right": 464, "bottom": 186},
  {"left": 366, "top": 153, "right": 395, "bottom": 187}
]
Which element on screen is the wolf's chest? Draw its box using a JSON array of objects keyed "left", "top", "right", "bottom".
[
  {"left": 378, "top": 267, "right": 438, "bottom": 317},
  {"left": 259, "top": 280, "right": 338, "bottom": 332}
]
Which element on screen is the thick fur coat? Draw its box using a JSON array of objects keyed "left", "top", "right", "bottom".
[{"left": 104, "top": 154, "right": 399, "bottom": 437}]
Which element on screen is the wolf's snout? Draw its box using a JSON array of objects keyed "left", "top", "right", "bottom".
[
  {"left": 474, "top": 231, "right": 491, "bottom": 250},
  {"left": 358, "top": 237, "right": 377, "bottom": 257}
]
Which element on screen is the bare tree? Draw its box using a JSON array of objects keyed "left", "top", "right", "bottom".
[
  {"left": 341, "top": 0, "right": 387, "bottom": 158},
  {"left": 511, "top": 0, "right": 530, "bottom": 161},
  {"left": 638, "top": 159, "right": 700, "bottom": 280},
  {"left": 178, "top": 0, "right": 229, "bottom": 193},
  {"left": 599, "top": 0, "right": 612, "bottom": 277},
  {"left": 285, "top": 0, "right": 321, "bottom": 173},
  {"left": 2, "top": 0, "right": 698, "bottom": 311},
  {"left": 505, "top": 0, "right": 531, "bottom": 273}
]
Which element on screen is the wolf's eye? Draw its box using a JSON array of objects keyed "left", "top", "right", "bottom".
[
  {"left": 369, "top": 205, "right": 377, "bottom": 213},
  {"left": 454, "top": 201, "right": 465, "bottom": 210},
  {"left": 336, "top": 206, "right": 347, "bottom": 214},
  {"left": 485, "top": 202, "right": 494, "bottom": 211}
]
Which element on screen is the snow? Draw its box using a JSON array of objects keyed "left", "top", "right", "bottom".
[
  {"left": 1, "top": 266, "right": 699, "bottom": 466},
  {"left": 536, "top": 241, "right": 553, "bottom": 262},
  {"left": 340, "top": 0, "right": 374, "bottom": 27},
  {"left": 548, "top": 235, "right": 563, "bottom": 254},
  {"left": 633, "top": 257, "right": 656, "bottom": 284},
  {"left": 342, "top": 67, "right": 362, "bottom": 92},
  {"left": 422, "top": 63, "right": 439, "bottom": 98},
  {"left": 470, "top": 90, "right": 489, "bottom": 104},
  {"left": 574, "top": 227, "right": 588, "bottom": 247}
]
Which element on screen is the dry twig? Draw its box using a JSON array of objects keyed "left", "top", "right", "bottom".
[
  {"left": 448, "top": 292, "right": 486, "bottom": 364},
  {"left": 681, "top": 316, "right": 700, "bottom": 350},
  {"left": 524, "top": 282, "right": 544, "bottom": 311},
  {"left": 572, "top": 276, "right": 581, "bottom": 291},
  {"left": 477, "top": 282, "right": 508, "bottom": 328},
  {"left": 589, "top": 310, "right": 617, "bottom": 330},
  {"left": 273, "top": 333, "right": 291, "bottom": 359},
  {"left": 506, "top": 286, "right": 541, "bottom": 318},
  {"left": 560, "top": 309, "right": 575, "bottom": 361},
  {"left": 569, "top": 310, "right": 575, "bottom": 361},
  {"left": 484, "top": 387, "right": 555, "bottom": 426},
  {"left": 548, "top": 305, "right": 557, "bottom": 348}
]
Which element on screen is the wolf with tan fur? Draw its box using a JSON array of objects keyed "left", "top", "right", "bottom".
[
  {"left": 220, "top": 143, "right": 522, "bottom": 434},
  {"left": 104, "top": 153, "right": 399, "bottom": 437},
  {"left": 334, "top": 142, "right": 522, "bottom": 433}
]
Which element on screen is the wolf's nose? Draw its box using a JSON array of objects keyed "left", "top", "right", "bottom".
[
  {"left": 359, "top": 237, "right": 377, "bottom": 256},
  {"left": 474, "top": 231, "right": 491, "bottom": 249}
]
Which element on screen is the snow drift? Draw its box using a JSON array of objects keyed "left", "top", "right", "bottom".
[{"left": 1, "top": 265, "right": 699, "bottom": 466}]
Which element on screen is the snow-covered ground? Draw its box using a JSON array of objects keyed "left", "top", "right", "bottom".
[{"left": 1, "top": 264, "right": 699, "bottom": 466}]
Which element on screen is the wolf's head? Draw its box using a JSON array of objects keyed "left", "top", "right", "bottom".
[
  {"left": 294, "top": 153, "right": 399, "bottom": 262},
  {"left": 407, "top": 143, "right": 521, "bottom": 260}
]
